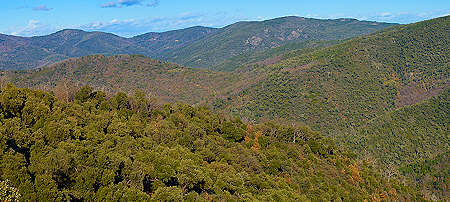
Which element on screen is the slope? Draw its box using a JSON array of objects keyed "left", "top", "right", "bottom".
[
  {"left": 219, "top": 15, "right": 449, "bottom": 135},
  {"left": 0, "top": 85, "right": 423, "bottom": 201},
  {"left": 0, "top": 27, "right": 215, "bottom": 70},
  {"left": 347, "top": 89, "right": 449, "bottom": 168},
  {"left": 212, "top": 40, "right": 341, "bottom": 72},
  {"left": 162, "top": 16, "right": 396, "bottom": 70},
  {"left": 0, "top": 29, "right": 146, "bottom": 70},
  {"left": 30, "top": 29, "right": 143, "bottom": 57},
  {"left": 0, "top": 33, "right": 69, "bottom": 70},
  {"left": 345, "top": 89, "right": 449, "bottom": 200},
  {"left": 4, "top": 55, "right": 242, "bottom": 104},
  {"left": 132, "top": 26, "right": 218, "bottom": 55}
]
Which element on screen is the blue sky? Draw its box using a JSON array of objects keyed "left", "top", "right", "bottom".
[{"left": 2, "top": 0, "right": 449, "bottom": 37}]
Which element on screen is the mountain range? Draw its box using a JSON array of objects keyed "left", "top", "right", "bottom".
[{"left": 0, "top": 16, "right": 395, "bottom": 70}]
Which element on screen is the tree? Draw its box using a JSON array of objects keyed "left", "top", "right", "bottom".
[
  {"left": 74, "top": 85, "right": 93, "bottom": 103},
  {"left": 0, "top": 180, "right": 21, "bottom": 202}
]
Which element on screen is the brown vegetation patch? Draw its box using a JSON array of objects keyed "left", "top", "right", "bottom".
[
  {"left": 280, "top": 61, "right": 316, "bottom": 74},
  {"left": 395, "top": 82, "right": 447, "bottom": 108},
  {"left": 255, "top": 55, "right": 282, "bottom": 66}
]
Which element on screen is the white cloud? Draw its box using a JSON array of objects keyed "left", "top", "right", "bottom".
[
  {"left": 8, "top": 20, "right": 58, "bottom": 36},
  {"left": 78, "top": 12, "right": 248, "bottom": 37},
  {"left": 363, "top": 11, "right": 447, "bottom": 23},
  {"left": 379, "top": 12, "right": 392, "bottom": 17},
  {"left": 303, "top": 10, "right": 449, "bottom": 24}
]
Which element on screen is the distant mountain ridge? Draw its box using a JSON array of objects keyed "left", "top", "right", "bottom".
[
  {"left": 165, "top": 16, "right": 396, "bottom": 69},
  {"left": 0, "top": 16, "right": 396, "bottom": 70},
  {"left": 132, "top": 26, "right": 218, "bottom": 53}
]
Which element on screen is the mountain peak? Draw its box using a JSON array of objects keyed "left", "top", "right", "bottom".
[
  {"left": 1, "top": 16, "right": 396, "bottom": 70},
  {"left": 54, "top": 29, "right": 87, "bottom": 34}
]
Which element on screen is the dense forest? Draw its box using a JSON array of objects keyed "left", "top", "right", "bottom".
[
  {"left": 220, "top": 15, "right": 449, "bottom": 136},
  {"left": 0, "top": 85, "right": 423, "bottom": 201},
  {"left": 212, "top": 40, "right": 341, "bottom": 72},
  {"left": 345, "top": 89, "right": 449, "bottom": 200},
  {"left": 0, "top": 14, "right": 448, "bottom": 201},
  {"left": 214, "top": 15, "right": 449, "bottom": 200},
  {"left": 3, "top": 55, "right": 243, "bottom": 105}
]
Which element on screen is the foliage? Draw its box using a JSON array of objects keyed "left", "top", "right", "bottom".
[
  {"left": 163, "top": 16, "right": 395, "bottom": 69},
  {"left": 212, "top": 40, "right": 340, "bottom": 72},
  {"left": 6, "top": 55, "right": 242, "bottom": 105},
  {"left": 0, "top": 85, "right": 422, "bottom": 201},
  {"left": 0, "top": 30, "right": 144, "bottom": 70},
  {"left": 1, "top": 15, "right": 448, "bottom": 201},
  {"left": 347, "top": 89, "right": 449, "bottom": 167},
  {"left": 400, "top": 152, "right": 449, "bottom": 200},
  {"left": 212, "top": 15, "right": 449, "bottom": 200},
  {"left": 0, "top": 180, "right": 21, "bottom": 201},
  {"left": 221, "top": 15, "right": 449, "bottom": 136},
  {"left": 345, "top": 89, "right": 449, "bottom": 200}
]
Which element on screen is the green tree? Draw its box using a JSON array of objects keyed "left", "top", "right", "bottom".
[{"left": 0, "top": 180, "right": 21, "bottom": 202}]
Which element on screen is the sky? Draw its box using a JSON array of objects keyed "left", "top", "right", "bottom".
[{"left": 2, "top": 0, "right": 449, "bottom": 37}]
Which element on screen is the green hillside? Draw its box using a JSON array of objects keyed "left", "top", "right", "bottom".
[
  {"left": 163, "top": 16, "right": 395, "bottom": 69},
  {"left": 0, "top": 34, "right": 67, "bottom": 70},
  {"left": 0, "top": 85, "right": 422, "bottom": 201},
  {"left": 347, "top": 89, "right": 449, "bottom": 168},
  {"left": 0, "top": 16, "right": 448, "bottom": 201},
  {"left": 4, "top": 55, "right": 242, "bottom": 104},
  {"left": 211, "top": 40, "right": 341, "bottom": 72},
  {"left": 132, "top": 26, "right": 218, "bottom": 54},
  {"left": 345, "top": 89, "right": 449, "bottom": 200},
  {"left": 220, "top": 15, "right": 449, "bottom": 136},
  {"left": 0, "top": 27, "right": 214, "bottom": 70},
  {"left": 212, "top": 15, "right": 450, "bottom": 201},
  {"left": 30, "top": 29, "right": 144, "bottom": 58},
  {"left": 400, "top": 152, "right": 449, "bottom": 200}
]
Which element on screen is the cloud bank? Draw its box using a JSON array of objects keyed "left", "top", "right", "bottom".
[{"left": 8, "top": 20, "right": 57, "bottom": 36}]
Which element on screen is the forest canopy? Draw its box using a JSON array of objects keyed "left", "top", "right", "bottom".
[{"left": 0, "top": 85, "right": 422, "bottom": 201}]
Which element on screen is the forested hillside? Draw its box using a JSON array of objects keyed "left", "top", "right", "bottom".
[
  {"left": 2, "top": 55, "right": 244, "bottom": 104},
  {"left": 132, "top": 26, "right": 218, "bottom": 55},
  {"left": 163, "top": 16, "right": 395, "bottom": 69},
  {"left": 219, "top": 15, "right": 449, "bottom": 136},
  {"left": 0, "top": 17, "right": 394, "bottom": 70},
  {"left": 347, "top": 89, "right": 449, "bottom": 169},
  {"left": 346, "top": 89, "right": 449, "bottom": 200},
  {"left": 0, "top": 85, "right": 423, "bottom": 201},
  {"left": 400, "top": 153, "right": 449, "bottom": 200},
  {"left": 211, "top": 40, "right": 341, "bottom": 72},
  {"left": 213, "top": 15, "right": 449, "bottom": 201}
]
